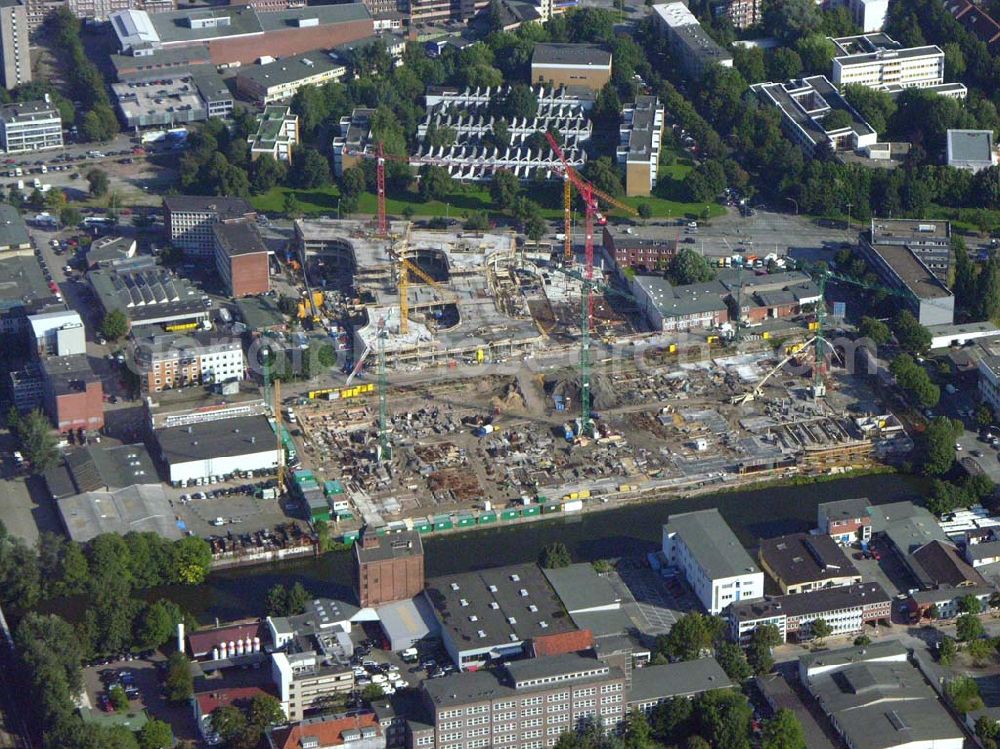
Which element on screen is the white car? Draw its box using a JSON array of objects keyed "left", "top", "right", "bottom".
[
  {"left": 393, "top": 679, "right": 408, "bottom": 689},
  {"left": 371, "top": 674, "right": 388, "bottom": 684}
]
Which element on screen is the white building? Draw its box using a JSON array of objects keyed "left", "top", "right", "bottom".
[
  {"left": 652, "top": 2, "right": 733, "bottom": 76},
  {"left": 272, "top": 652, "right": 354, "bottom": 722},
  {"left": 826, "top": 0, "right": 888, "bottom": 33},
  {"left": 662, "top": 509, "right": 764, "bottom": 615},
  {"left": 154, "top": 414, "right": 279, "bottom": 484},
  {"left": 28, "top": 309, "right": 85, "bottom": 357},
  {"left": 947, "top": 129, "right": 997, "bottom": 172},
  {"left": 133, "top": 332, "right": 245, "bottom": 393},
  {"left": 831, "top": 34, "right": 951, "bottom": 92},
  {"left": 617, "top": 95, "right": 664, "bottom": 197},
  {"left": 0, "top": 96, "right": 62, "bottom": 154}
]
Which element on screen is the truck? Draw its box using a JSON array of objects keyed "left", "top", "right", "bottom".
[{"left": 141, "top": 130, "right": 167, "bottom": 144}]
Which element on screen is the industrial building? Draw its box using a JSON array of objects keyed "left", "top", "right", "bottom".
[
  {"left": 0, "top": 0, "right": 30, "bottom": 91},
  {"left": 0, "top": 252, "right": 59, "bottom": 336},
  {"left": 858, "top": 219, "right": 955, "bottom": 325},
  {"left": 212, "top": 221, "right": 270, "bottom": 298},
  {"left": 750, "top": 76, "right": 878, "bottom": 157},
  {"left": 617, "top": 96, "right": 664, "bottom": 197},
  {"left": 111, "top": 70, "right": 233, "bottom": 128},
  {"left": 163, "top": 195, "right": 257, "bottom": 256},
  {"left": 110, "top": 45, "right": 213, "bottom": 82},
  {"left": 628, "top": 275, "right": 729, "bottom": 333},
  {"left": 132, "top": 331, "right": 244, "bottom": 392},
  {"left": 352, "top": 529, "right": 425, "bottom": 608},
  {"left": 0, "top": 97, "right": 63, "bottom": 154},
  {"left": 247, "top": 105, "right": 299, "bottom": 163},
  {"left": 757, "top": 532, "right": 861, "bottom": 594},
  {"left": 86, "top": 236, "right": 136, "bottom": 268},
  {"left": 728, "top": 581, "right": 891, "bottom": 643},
  {"left": 661, "top": 509, "right": 764, "bottom": 615},
  {"left": 41, "top": 354, "right": 104, "bottom": 433},
  {"left": 154, "top": 412, "right": 279, "bottom": 484},
  {"left": 651, "top": 3, "right": 733, "bottom": 76},
  {"left": 530, "top": 43, "right": 611, "bottom": 92},
  {"left": 88, "top": 256, "right": 210, "bottom": 330},
  {"left": 28, "top": 309, "right": 85, "bottom": 357},
  {"left": 829, "top": 34, "right": 964, "bottom": 97},
  {"left": 946, "top": 128, "right": 996, "bottom": 172},
  {"left": 817, "top": 497, "right": 873, "bottom": 545},
  {"left": 0, "top": 203, "right": 31, "bottom": 252},
  {"left": 235, "top": 52, "right": 347, "bottom": 105}
]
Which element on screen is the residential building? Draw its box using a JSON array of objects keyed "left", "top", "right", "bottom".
[
  {"left": 109, "top": 5, "right": 375, "bottom": 66},
  {"left": 947, "top": 128, "right": 996, "bottom": 172},
  {"left": 750, "top": 76, "right": 878, "bottom": 157},
  {"left": 68, "top": 0, "right": 137, "bottom": 20},
  {"left": 272, "top": 651, "right": 355, "bottom": 721},
  {"left": 0, "top": 0, "right": 29, "bottom": 91},
  {"left": 248, "top": 105, "right": 299, "bottom": 163},
  {"left": 800, "top": 643, "right": 964, "bottom": 749},
  {"left": 728, "top": 581, "right": 892, "bottom": 643},
  {"left": 858, "top": 220, "right": 955, "bottom": 326},
  {"left": 830, "top": 34, "right": 962, "bottom": 96},
  {"left": 420, "top": 653, "right": 627, "bottom": 748},
  {"left": 826, "top": 0, "right": 888, "bottom": 33},
  {"left": 0, "top": 97, "right": 63, "bottom": 154},
  {"left": 212, "top": 222, "right": 270, "bottom": 298},
  {"left": 626, "top": 658, "right": 734, "bottom": 716},
  {"left": 235, "top": 52, "right": 347, "bottom": 104},
  {"left": 978, "top": 339, "right": 1000, "bottom": 417},
  {"left": 268, "top": 713, "right": 384, "bottom": 749},
  {"left": 817, "top": 497, "right": 872, "bottom": 544},
  {"left": 758, "top": 533, "right": 861, "bottom": 595},
  {"left": 85, "top": 236, "right": 136, "bottom": 268},
  {"left": 651, "top": 2, "right": 733, "bottom": 77},
  {"left": 133, "top": 331, "right": 244, "bottom": 392},
  {"left": 28, "top": 309, "right": 86, "bottom": 357},
  {"left": 88, "top": 256, "right": 210, "bottom": 330},
  {"left": 41, "top": 354, "right": 104, "bottom": 433},
  {"left": 194, "top": 687, "right": 276, "bottom": 745},
  {"left": 713, "top": 0, "right": 760, "bottom": 29},
  {"left": 602, "top": 225, "right": 676, "bottom": 270},
  {"left": 112, "top": 71, "right": 233, "bottom": 128},
  {"left": 22, "top": 0, "right": 65, "bottom": 34},
  {"left": 154, "top": 413, "right": 279, "bottom": 483},
  {"left": 330, "top": 33, "right": 405, "bottom": 70},
  {"left": 163, "top": 195, "right": 256, "bottom": 256},
  {"left": 353, "top": 529, "right": 424, "bottom": 609},
  {"left": 629, "top": 275, "right": 729, "bottom": 333},
  {"left": 530, "top": 43, "right": 611, "bottom": 92},
  {"left": 662, "top": 509, "right": 764, "bottom": 615},
  {"left": 331, "top": 106, "right": 375, "bottom": 177},
  {"left": 944, "top": 0, "right": 1000, "bottom": 54},
  {"left": 617, "top": 96, "right": 664, "bottom": 197},
  {"left": 964, "top": 527, "right": 1000, "bottom": 568}
]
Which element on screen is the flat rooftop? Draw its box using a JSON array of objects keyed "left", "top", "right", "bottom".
[
  {"left": 213, "top": 221, "right": 269, "bottom": 257},
  {"left": 730, "top": 581, "right": 891, "bottom": 623},
  {"left": 42, "top": 354, "right": 99, "bottom": 396},
  {"left": 871, "top": 218, "right": 950, "bottom": 242},
  {"left": 664, "top": 509, "right": 760, "bottom": 580},
  {"left": 758, "top": 532, "right": 859, "bottom": 586},
  {"left": 58, "top": 484, "right": 182, "bottom": 543},
  {"left": 0, "top": 204, "right": 31, "bottom": 249},
  {"left": 355, "top": 531, "right": 423, "bottom": 563},
  {"left": 0, "top": 99, "right": 59, "bottom": 123},
  {"left": 237, "top": 52, "right": 346, "bottom": 90},
  {"left": 629, "top": 658, "right": 733, "bottom": 702},
  {"left": 865, "top": 241, "right": 952, "bottom": 299},
  {"left": 164, "top": 195, "right": 254, "bottom": 219},
  {"left": 0, "top": 254, "right": 54, "bottom": 313},
  {"left": 155, "top": 414, "right": 277, "bottom": 464},
  {"left": 89, "top": 258, "right": 207, "bottom": 323},
  {"left": 623, "top": 95, "right": 660, "bottom": 162},
  {"left": 948, "top": 128, "right": 994, "bottom": 163},
  {"left": 532, "top": 43, "right": 611, "bottom": 68},
  {"left": 112, "top": 74, "right": 218, "bottom": 122}
]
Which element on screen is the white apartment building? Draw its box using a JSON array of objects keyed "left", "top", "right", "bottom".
[
  {"left": 617, "top": 95, "right": 664, "bottom": 197},
  {"left": 824, "top": 0, "right": 887, "bottom": 33},
  {"left": 163, "top": 195, "right": 256, "bottom": 256},
  {"left": 661, "top": 509, "right": 764, "bottom": 615},
  {"left": 0, "top": 97, "right": 62, "bottom": 154},
  {"left": 830, "top": 33, "right": 967, "bottom": 98},
  {"left": 272, "top": 651, "right": 355, "bottom": 722}
]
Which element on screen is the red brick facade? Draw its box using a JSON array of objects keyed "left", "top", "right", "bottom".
[
  {"left": 229, "top": 253, "right": 270, "bottom": 297},
  {"left": 49, "top": 382, "right": 104, "bottom": 433},
  {"left": 353, "top": 532, "right": 424, "bottom": 608}
]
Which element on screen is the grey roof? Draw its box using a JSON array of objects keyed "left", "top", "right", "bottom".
[
  {"left": 634, "top": 276, "right": 729, "bottom": 319},
  {"left": 41, "top": 354, "right": 98, "bottom": 396},
  {"left": 730, "top": 581, "right": 891, "bottom": 624},
  {"left": 541, "top": 563, "right": 621, "bottom": 613},
  {"left": 110, "top": 45, "right": 213, "bottom": 81},
  {"left": 236, "top": 52, "right": 346, "bottom": 90},
  {"left": 967, "top": 540, "right": 1000, "bottom": 561},
  {"left": 0, "top": 254, "right": 56, "bottom": 314},
  {"left": 756, "top": 673, "right": 837, "bottom": 749},
  {"left": 191, "top": 72, "right": 232, "bottom": 104},
  {"left": 568, "top": 609, "right": 634, "bottom": 638},
  {"left": 0, "top": 204, "right": 30, "bottom": 249},
  {"left": 947, "top": 128, "right": 994, "bottom": 163},
  {"left": 799, "top": 640, "right": 907, "bottom": 672},
  {"left": 664, "top": 509, "right": 759, "bottom": 580},
  {"left": 257, "top": 3, "right": 370, "bottom": 31},
  {"left": 0, "top": 99, "right": 59, "bottom": 124},
  {"left": 156, "top": 414, "right": 277, "bottom": 464},
  {"left": 235, "top": 294, "right": 284, "bottom": 330},
  {"left": 758, "top": 532, "right": 859, "bottom": 586},
  {"left": 354, "top": 530, "right": 423, "bottom": 563},
  {"left": 58, "top": 484, "right": 182, "bottom": 542},
  {"left": 151, "top": 6, "right": 263, "bottom": 44},
  {"left": 280, "top": 597, "right": 360, "bottom": 635},
  {"left": 375, "top": 596, "right": 439, "bottom": 647},
  {"left": 87, "top": 236, "right": 133, "bottom": 266},
  {"left": 623, "top": 96, "right": 660, "bottom": 162},
  {"left": 882, "top": 510, "right": 949, "bottom": 557},
  {"left": 628, "top": 659, "right": 733, "bottom": 703},
  {"left": 213, "top": 221, "right": 269, "bottom": 258},
  {"left": 532, "top": 43, "right": 611, "bottom": 67},
  {"left": 164, "top": 195, "right": 254, "bottom": 219},
  {"left": 61, "top": 443, "right": 158, "bottom": 493},
  {"left": 505, "top": 652, "right": 609, "bottom": 685},
  {"left": 819, "top": 497, "right": 872, "bottom": 523}
]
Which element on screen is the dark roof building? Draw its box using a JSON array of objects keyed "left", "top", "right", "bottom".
[
  {"left": 353, "top": 529, "right": 424, "bottom": 608},
  {"left": 758, "top": 532, "right": 861, "bottom": 594},
  {"left": 910, "top": 539, "right": 985, "bottom": 589},
  {"left": 628, "top": 658, "right": 734, "bottom": 716},
  {"left": 153, "top": 413, "right": 280, "bottom": 483},
  {"left": 45, "top": 443, "right": 158, "bottom": 499}
]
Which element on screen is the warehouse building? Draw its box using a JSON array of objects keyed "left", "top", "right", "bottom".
[
  {"left": 530, "top": 43, "right": 611, "bottom": 92},
  {"left": 110, "top": 45, "right": 213, "bottom": 82},
  {"left": 617, "top": 96, "right": 664, "bottom": 197},
  {"left": 0, "top": 203, "right": 31, "bottom": 252},
  {"left": 164, "top": 195, "right": 256, "bottom": 256},
  {"left": 0, "top": 252, "right": 57, "bottom": 335},
  {"left": 88, "top": 256, "right": 209, "bottom": 330},
  {"left": 758, "top": 532, "right": 861, "bottom": 594},
  {"left": 353, "top": 528, "right": 425, "bottom": 608},
  {"left": 212, "top": 221, "right": 270, "bottom": 297},
  {"left": 28, "top": 309, "right": 85, "bottom": 357},
  {"left": 0, "top": 96, "right": 62, "bottom": 154},
  {"left": 154, "top": 413, "right": 279, "bottom": 484},
  {"left": 662, "top": 509, "right": 764, "bottom": 615},
  {"left": 235, "top": 52, "right": 347, "bottom": 104},
  {"left": 652, "top": 3, "right": 733, "bottom": 76}
]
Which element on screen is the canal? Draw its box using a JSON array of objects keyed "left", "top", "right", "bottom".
[{"left": 138, "top": 472, "right": 927, "bottom": 624}]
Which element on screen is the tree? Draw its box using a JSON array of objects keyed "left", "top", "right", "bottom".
[
  {"left": 747, "top": 624, "right": 781, "bottom": 675},
  {"left": 638, "top": 203, "right": 653, "bottom": 220},
  {"left": 418, "top": 164, "right": 452, "bottom": 202},
  {"left": 250, "top": 155, "right": 287, "bottom": 195},
  {"left": 693, "top": 689, "right": 753, "bottom": 749},
  {"left": 164, "top": 651, "right": 193, "bottom": 703},
  {"left": 922, "top": 416, "right": 961, "bottom": 476},
  {"left": 582, "top": 156, "right": 624, "bottom": 198},
  {"left": 652, "top": 695, "right": 693, "bottom": 745},
  {"left": 169, "top": 536, "right": 212, "bottom": 584},
  {"left": 762, "top": 709, "right": 806, "bottom": 749},
  {"left": 247, "top": 694, "right": 285, "bottom": 730},
  {"left": 539, "top": 541, "right": 571, "bottom": 568},
  {"left": 266, "top": 583, "right": 289, "bottom": 616},
  {"left": 463, "top": 211, "right": 490, "bottom": 231},
  {"left": 660, "top": 612, "right": 724, "bottom": 662},
  {"left": 286, "top": 581, "right": 309, "bottom": 615},
  {"left": 86, "top": 168, "right": 109, "bottom": 197},
  {"left": 957, "top": 612, "right": 984, "bottom": 641},
  {"left": 341, "top": 166, "right": 366, "bottom": 199},
  {"left": 715, "top": 641, "right": 752, "bottom": 682},
  {"left": 822, "top": 109, "right": 854, "bottom": 131},
  {"left": 858, "top": 316, "right": 891, "bottom": 345},
  {"left": 137, "top": 599, "right": 185, "bottom": 650},
  {"left": 623, "top": 708, "right": 654, "bottom": 749},
  {"left": 667, "top": 248, "right": 716, "bottom": 285},
  {"left": 138, "top": 719, "right": 173, "bottom": 749},
  {"left": 290, "top": 147, "right": 331, "bottom": 189},
  {"left": 967, "top": 636, "right": 993, "bottom": 666},
  {"left": 842, "top": 85, "right": 896, "bottom": 134},
  {"left": 939, "top": 636, "right": 957, "bottom": 665},
  {"left": 317, "top": 345, "right": 336, "bottom": 368},
  {"left": 810, "top": 618, "right": 832, "bottom": 643},
  {"left": 14, "top": 409, "right": 58, "bottom": 473},
  {"left": 109, "top": 685, "right": 129, "bottom": 712},
  {"left": 766, "top": 48, "right": 804, "bottom": 80},
  {"left": 892, "top": 309, "right": 931, "bottom": 355},
  {"left": 959, "top": 594, "right": 984, "bottom": 615},
  {"left": 977, "top": 404, "right": 994, "bottom": 429},
  {"left": 60, "top": 205, "right": 81, "bottom": 228},
  {"left": 361, "top": 684, "right": 385, "bottom": 702},
  {"left": 494, "top": 84, "right": 538, "bottom": 121},
  {"left": 100, "top": 309, "right": 129, "bottom": 341},
  {"left": 490, "top": 169, "right": 520, "bottom": 211},
  {"left": 210, "top": 705, "right": 247, "bottom": 744},
  {"left": 945, "top": 675, "right": 984, "bottom": 712},
  {"left": 853, "top": 635, "right": 871, "bottom": 647},
  {"left": 976, "top": 715, "right": 1000, "bottom": 749}
]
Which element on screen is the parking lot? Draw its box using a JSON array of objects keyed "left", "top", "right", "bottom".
[{"left": 613, "top": 560, "right": 698, "bottom": 638}]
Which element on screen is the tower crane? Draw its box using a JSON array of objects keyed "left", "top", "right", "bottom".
[
  {"left": 344, "top": 316, "right": 392, "bottom": 461},
  {"left": 397, "top": 256, "right": 457, "bottom": 336}
]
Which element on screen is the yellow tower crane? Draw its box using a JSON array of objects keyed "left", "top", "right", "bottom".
[{"left": 398, "top": 257, "right": 457, "bottom": 336}]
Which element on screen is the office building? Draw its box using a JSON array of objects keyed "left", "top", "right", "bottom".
[
  {"left": 662, "top": 509, "right": 764, "bottom": 615},
  {"left": 800, "top": 643, "right": 964, "bottom": 749},
  {"left": 109, "top": 5, "right": 374, "bottom": 66},
  {"left": 212, "top": 221, "right": 270, "bottom": 298},
  {"left": 750, "top": 76, "right": 878, "bottom": 157},
  {"left": 979, "top": 340, "right": 1000, "bottom": 421},
  {"left": 236, "top": 52, "right": 347, "bottom": 104},
  {"left": 817, "top": 497, "right": 872, "bottom": 545},
  {"left": 829, "top": 34, "right": 964, "bottom": 97},
  {"left": 530, "top": 43, "right": 611, "bottom": 92},
  {"left": 602, "top": 225, "right": 677, "bottom": 270},
  {"left": 629, "top": 276, "right": 729, "bottom": 333},
  {"left": 163, "top": 195, "right": 256, "bottom": 256},
  {"left": 858, "top": 220, "right": 955, "bottom": 326},
  {"left": 0, "top": 0, "right": 29, "bottom": 91},
  {"left": 651, "top": 2, "right": 733, "bottom": 76},
  {"left": 154, "top": 413, "right": 279, "bottom": 483},
  {"left": 272, "top": 651, "right": 355, "bottom": 722},
  {"left": 133, "top": 331, "right": 244, "bottom": 392},
  {"left": 41, "top": 354, "right": 104, "bottom": 433},
  {"left": 247, "top": 105, "right": 299, "bottom": 163},
  {"left": 758, "top": 533, "right": 861, "bottom": 594},
  {"left": 268, "top": 713, "right": 384, "bottom": 749},
  {"left": 729, "top": 581, "right": 891, "bottom": 643},
  {"left": 947, "top": 128, "right": 996, "bottom": 172},
  {"left": 28, "top": 309, "right": 86, "bottom": 357},
  {"left": 112, "top": 70, "right": 233, "bottom": 128},
  {"left": 418, "top": 653, "right": 627, "bottom": 749},
  {"left": 617, "top": 96, "right": 664, "bottom": 197},
  {"left": 626, "top": 658, "right": 734, "bottom": 716},
  {"left": 6, "top": 361, "right": 42, "bottom": 412},
  {"left": 88, "top": 256, "right": 210, "bottom": 330},
  {"left": 0, "top": 97, "right": 63, "bottom": 154},
  {"left": 353, "top": 529, "right": 424, "bottom": 608}
]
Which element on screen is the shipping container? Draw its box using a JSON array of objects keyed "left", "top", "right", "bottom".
[
  {"left": 434, "top": 518, "right": 454, "bottom": 531},
  {"left": 342, "top": 531, "right": 359, "bottom": 545},
  {"left": 478, "top": 512, "right": 497, "bottom": 524},
  {"left": 501, "top": 509, "right": 522, "bottom": 520},
  {"left": 563, "top": 499, "right": 583, "bottom": 512},
  {"left": 542, "top": 503, "right": 562, "bottom": 514},
  {"left": 523, "top": 506, "right": 540, "bottom": 516},
  {"left": 456, "top": 514, "right": 476, "bottom": 526}
]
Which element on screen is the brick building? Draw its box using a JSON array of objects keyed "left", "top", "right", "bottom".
[
  {"left": 41, "top": 354, "right": 104, "bottom": 433},
  {"left": 133, "top": 332, "right": 245, "bottom": 392},
  {"left": 530, "top": 43, "right": 612, "bottom": 92},
  {"left": 212, "top": 222, "right": 270, "bottom": 298},
  {"left": 352, "top": 529, "right": 424, "bottom": 608},
  {"left": 817, "top": 497, "right": 872, "bottom": 545},
  {"left": 602, "top": 226, "right": 677, "bottom": 270}
]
